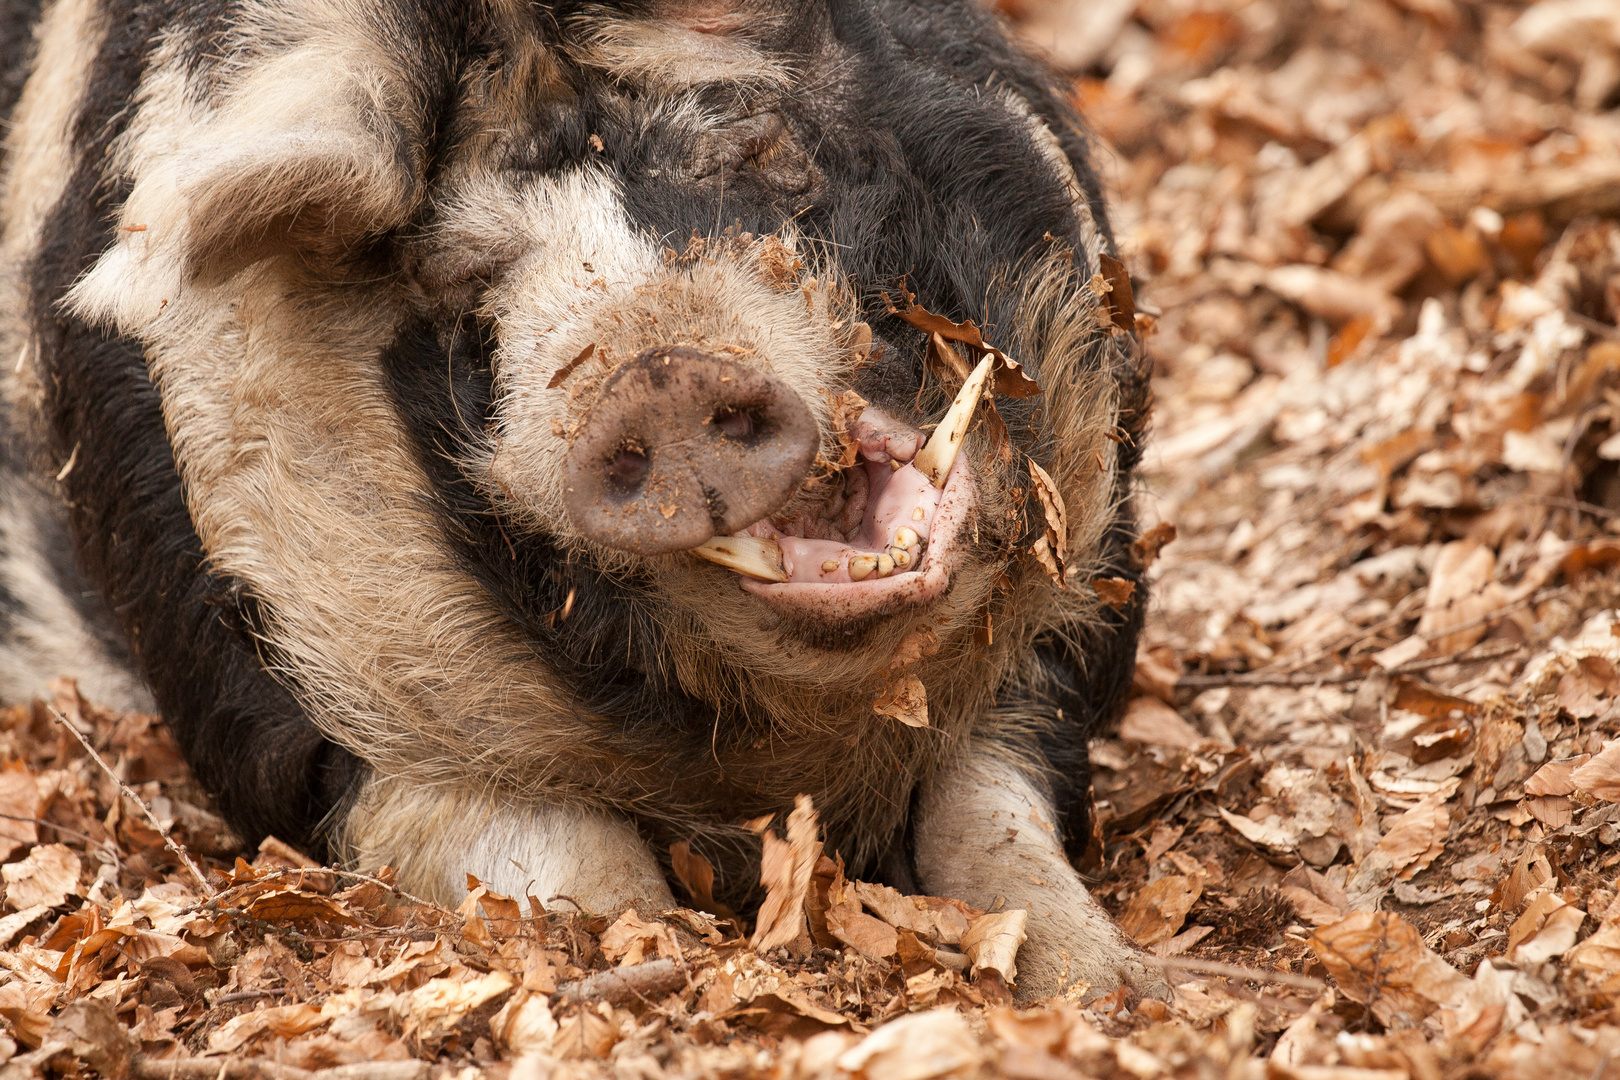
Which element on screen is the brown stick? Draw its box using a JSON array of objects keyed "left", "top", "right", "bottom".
[
  {"left": 1177, "top": 627, "right": 1527, "bottom": 690},
  {"left": 552, "top": 957, "right": 688, "bottom": 1007},
  {"left": 132, "top": 1056, "right": 429, "bottom": 1080},
  {"left": 1141, "top": 953, "right": 1325, "bottom": 992},
  {"left": 49, "top": 707, "right": 216, "bottom": 898}
]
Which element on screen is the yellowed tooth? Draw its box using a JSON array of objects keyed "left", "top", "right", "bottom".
[
  {"left": 849, "top": 555, "right": 878, "bottom": 581},
  {"left": 692, "top": 536, "right": 788, "bottom": 583},
  {"left": 889, "top": 547, "right": 912, "bottom": 569},
  {"left": 894, "top": 526, "right": 919, "bottom": 549},
  {"left": 876, "top": 554, "right": 895, "bottom": 577},
  {"left": 912, "top": 353, "right": 993, "bottom": 488},
  {"left": 889, "top": 459, "right": 902, "bottom": 471},
  {"left": 821, "top": 559, "right": 841, "bottom": 573},
  {"left": 912, "top": 506, "right": 926, "bottom": 521}
]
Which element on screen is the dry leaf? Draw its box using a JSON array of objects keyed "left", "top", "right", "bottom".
[
  {"left": 751, "top": 794, "right": 821, "bottom": 951},
  {"left": 961, "top": 909, "right": 1028, "bottom": 984},
  {"left": 1028, "top": 458, "right": 1068, "bottom": 588},
  {"left": 1415, "top": 540, "right": 1505, "bottom": 654},
  {"left": 600, "top": 909, "right": 678, "bottom": 967},
  {"left": 873, "top": 674, "right": 929, "bottom": 728},
  {"left": 3, "top": 844, "right": 79, "bottom": 910},
  {"left": 1130, "top": 522, "right": 1177, "bottom": 571},
  {"left": 826, "top": 903, "right": 899, "bottom": 960},
  {"left": 1572, "top": 739, "right": 1620, "bottom": 801},
  {"left": 1118, "top": 875, "right": 1202, "bottom": 946},
  {"left": 1372, "top": 791, "right": 1451, "bottom": 882},
  {"left": 670, "top": 841, "right": 722, "bottom": 915},
  {"left": 1309, "top": 911, "right": 1467, "bottom": 1029},
  {"left": 1119, "top": 697, "right": 1203, "bottom": 749},
  {"left": 836, "top": 1009, "right": 986, "bottom": 1080},
  {"left": 546, "top": 342, "right": 595, "bottom": 389},
  {"left": 1092, "top": 577, "right": 1136, "bottom": 611},
  {"left": 1096, "top": 252, "right": 1137, "bottom": 333},
  {"left": 208, "top": 1004, "right": 327, "bottom": 1054}
]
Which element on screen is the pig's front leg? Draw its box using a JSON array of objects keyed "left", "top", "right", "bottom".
[
  {"left": 340, "top": 774, "right": 675, "bottom": 913},
  {"left": 914, "top": 755, "right": 1170, "bottom": 1002}
]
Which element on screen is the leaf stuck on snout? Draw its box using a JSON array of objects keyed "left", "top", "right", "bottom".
[
  {"left": 1093, "top": 577, "right": 1136, "bottom": 611},
  {"left": 546, "top": 343, "right": 596, "bottom": 389}
]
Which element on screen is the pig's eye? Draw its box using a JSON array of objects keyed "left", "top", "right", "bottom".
[{"left": 689, "top": 111, "right": 819, "bottom": 195}]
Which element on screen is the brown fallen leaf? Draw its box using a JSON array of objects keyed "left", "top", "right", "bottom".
[
  {"left": 2, "top": 844, "right": 79, "bottom": 910},
  {"left": 1130, "top": 522, "right": 1177, "bottom": 571},
  {"left": 670, "top": 841, "right": 724, "bottom": 916},
  {"left": 1372, "top": 791, "right": 1452, "bottom": 882},
  {"left": 836, "top": 1009, "right": 986, "bottom": 1078},
  {"left": 825, "top": 903, "right": 899, "bottom": 960},
  {"left": 1525, "top": 756, "right": 1590, "bottom": 797},
  {"left": 600, "top": 909, "right": 678, "bottom": 967},
  {"left": 1119, "top": 875, "right": 1202, "bottom": 946},
  {"left": 207, "top": 1004, "right": 327, "bottom": 1054},
  {"left": 887, "top": 626, "right": 940, "bottom": 673},
  {"left": 884, "top": 289, "right": 1042, "bottom": 398},
  {"left": 827, "top": 389, "right": 871, "bottom": 469},
  {"left": 961, "top": 909, "right": 1028, "bottom": 984},
  {"left": 1118, "top": 697, "right": 1203, "bottom": 750},
  {"left": 751, "top": 794, "right": 822, "bottom": 952},
  {"left": 1415, "top": 539, "right": 1506, "bottom": 654},
  {"left": 0, "top": 762, "right": 42, "bottom": 863},
  {"left": 873, "top": 674, "right": 929, "bottom": 728},
  {"left": 1028, "top": 458, "right": 1068, "bottom": 588},
  {"left": 1092, "top": 577, "right": 1136, "bottom": 611},
  {"left": 1571, "top": 739, "right": 1620, "bottom": 801},
  {"left": 1309, "top": 911, "right": 1467, "bottom": 1029}
]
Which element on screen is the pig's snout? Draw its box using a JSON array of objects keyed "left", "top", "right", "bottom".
[{"left": 564, "top": 346, "right": 818, "bottom": 555}]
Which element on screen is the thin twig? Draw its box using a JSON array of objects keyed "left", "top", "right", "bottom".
[
  {"left": 0, "top": 811, "right": 122, "bottom": 881},
  {"left": 132, "top": 1055, "right": 427, "bottom": 1080},
  {"left": 49, "top": 706, "right": 216, "bottom": 897},
  {"left": 1141, "top": 954, "right": 1325, "bottom": 993},
  {"left": 191, "top": 866, "right": 444, "bottom": 916},
  {"left": 1177, "top": 639, "right": 1523, "bottom": 690}
]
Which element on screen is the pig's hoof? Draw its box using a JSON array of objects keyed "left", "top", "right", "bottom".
[{"left": 1013, "top": 934, "right": 1173, "bottom": 1003}]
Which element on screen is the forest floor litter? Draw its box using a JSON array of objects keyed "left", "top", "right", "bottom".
[{"left": 8, "top": 0, "right": 1620, "bottom": 1075}]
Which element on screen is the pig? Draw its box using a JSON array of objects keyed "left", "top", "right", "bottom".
[{"left": 0, "top": 0, "right": 1162, "bottom": 1000}]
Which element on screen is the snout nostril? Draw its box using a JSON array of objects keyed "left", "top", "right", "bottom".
[
  {"left": 607, "top": 446, "right": 651, "bottom": 490},
  {"left": 712, "top": 408, "right": 756, "bottom": 440}
]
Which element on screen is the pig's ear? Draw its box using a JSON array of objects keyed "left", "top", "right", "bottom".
[{"left": 66, "top": 52, "right": 433, "bottom": 332}]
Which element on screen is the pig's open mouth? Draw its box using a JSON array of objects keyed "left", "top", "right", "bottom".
[{"left": 691, "top": 354, "right": 992, "bottom": 620}]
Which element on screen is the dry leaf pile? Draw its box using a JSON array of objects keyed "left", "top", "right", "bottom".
[{"left": 12, "top": 0, "right": 1620, "bottom": 1076}]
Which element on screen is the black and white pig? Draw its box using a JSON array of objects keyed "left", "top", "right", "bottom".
[{"left": 0, "top": 0, "right": 1161, "bottom": 999}]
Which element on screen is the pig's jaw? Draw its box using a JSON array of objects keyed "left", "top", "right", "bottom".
[{"left": 732, "top": 448, "right": 975, "bottom": 621}]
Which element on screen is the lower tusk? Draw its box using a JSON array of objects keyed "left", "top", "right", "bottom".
[
  {"left": 692, "top": 536, "right": 789, "bottom": 583},
  {"left": 912, "top": 354, "right": 993, "bottom": 488}
]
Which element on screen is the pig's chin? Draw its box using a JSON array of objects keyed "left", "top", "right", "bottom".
[{"left": 732, "top": 455, "right": 975, "bottom": 622}]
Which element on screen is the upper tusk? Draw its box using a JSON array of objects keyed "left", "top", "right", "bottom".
[
  {"left": 913, "top": 353, "right": 993, "bottom": 488},
  {"left": 692, "top": 535, "right": 789, "bottom": 583}
]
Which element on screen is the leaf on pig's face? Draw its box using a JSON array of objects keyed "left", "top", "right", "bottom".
[
  {"left": 873, "top": 674, "right": 929, "bottom": 728},
  {"left": 546, "top": 343, "right": 596, "bottom": 390},
  {"left": 825, "top": 389, "right": 870, "bottom": 469},
  {"left": 884, "top": 292, "right": 1042, "bottom": 398},
  {"left": 1027, "top": 458, "right": 1068, "bottom": 588},
  {"left": 1096, "top": 252, "right": 1136, "bottom": 334},
  {"left": 1092, "top": 576, "right": 1136, "bottom": 611}
]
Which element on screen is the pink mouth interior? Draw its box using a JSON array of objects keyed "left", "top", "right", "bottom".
[
  {"left": 744, "top": 460, "right": 942, "bottom": 583},
  {"left": 727, "top": 409, "right": 975, "bottom": 617}
]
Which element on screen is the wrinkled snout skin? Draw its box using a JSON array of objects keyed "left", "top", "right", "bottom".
[
  {"left": 0, "top": 0, "right": 1161, "bottom": 1000},
  {"left": 564, "top": 346, "right": 819, "bottom": 554}
]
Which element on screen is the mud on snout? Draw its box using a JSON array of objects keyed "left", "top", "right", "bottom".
[{"left": 481, "top": 229, "right": 987, "bottom": 632}]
